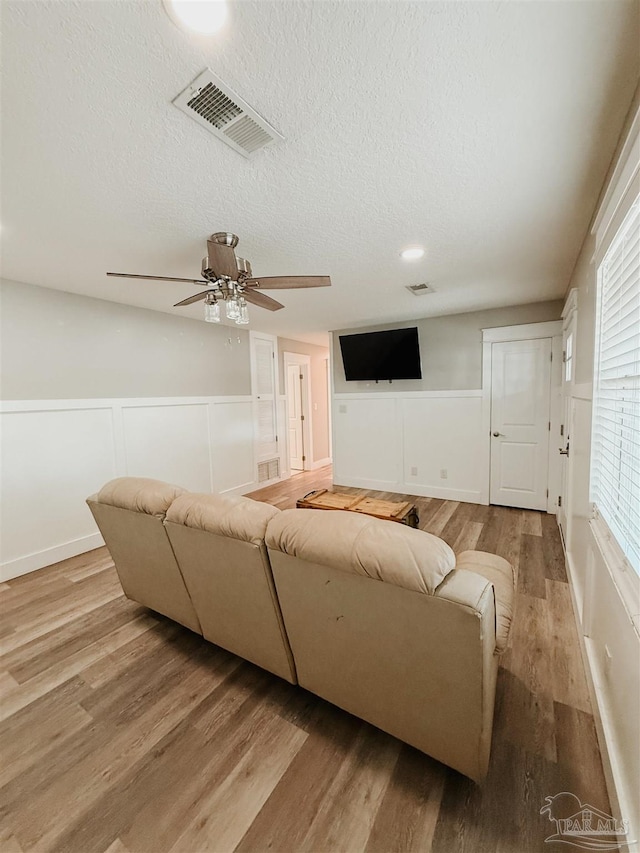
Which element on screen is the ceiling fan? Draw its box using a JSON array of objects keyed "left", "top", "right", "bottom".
[{"left": 107, "top": 232, "right": 331, "bottom": 326}]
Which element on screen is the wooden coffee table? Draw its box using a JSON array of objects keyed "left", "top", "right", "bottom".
[{"left": 296, "top": 489, "right": 419, "bottom": 528}]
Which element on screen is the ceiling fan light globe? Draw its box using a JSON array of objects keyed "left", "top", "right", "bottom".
[
  {"left": 225, "top": 297, "right": 239, "bottom": 320},
  {"left": 163, "top": 0, "right": 228, "bottom": 34},
  {"left": 204, "top": 301, "right": 220, "bottom": 323}
]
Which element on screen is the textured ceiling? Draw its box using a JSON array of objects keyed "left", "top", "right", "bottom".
[{"left": 1, "top": 0, "right": 639, "bottom": 346}]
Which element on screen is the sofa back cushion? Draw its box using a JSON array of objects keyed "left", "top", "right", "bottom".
[
  {"left": 164, "top": 493, "right": 296, "bottom": 684},
  {"left": 166, "top": 492, "right": 278, "bottom": 544},
  {"left": 87, "top": 477, "right": 201, "bottom": 634},
  {"left": 266, "top": 508, "right": 499, "bottom": 781},
  {"left": 265, "top": 508, "right": 455, "bottom": 594},
  {"left": 96, "top": 476, "right": 186, "bottom": 517}
]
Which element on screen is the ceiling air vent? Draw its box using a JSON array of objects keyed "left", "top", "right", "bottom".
[
  {"left": 405, "top": 283, "right": 435, "bottom": 296},
  {"left": 173, "top": 69, "right": 284, "bottom": 158}
]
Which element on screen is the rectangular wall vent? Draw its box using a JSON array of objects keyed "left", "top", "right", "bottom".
[
  {"left": 405, "top": 283, "right": 435, "bottom": 296},
  {"left": 173, "top": 69, "right": 284, "bottom": 159},
  {"left": 258, "top": 458, "right": 280, "bottom": 483}
]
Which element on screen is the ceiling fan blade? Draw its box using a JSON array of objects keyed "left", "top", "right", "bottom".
[
  {"left": 205, "top": 240, "right": 239, "bottom": 279},
  {"left": 242, "top": 289, "right": 285, "bottom": 312},
  {"left": 173, "top": 291, "right": 214, "bottom": 307},
  {"left": 107, "top": 272, "right": 209, "bottom": 285},
  {"left": 244, "top": 275, "right": 331, "bottom": 290}
]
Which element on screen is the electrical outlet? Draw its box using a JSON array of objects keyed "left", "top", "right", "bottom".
[
  {"left": 410, "top": 466, "right": 418, "bottom": 476},
  {"left": 440, "top": 469, "right": 448, "bottom": 479},
  {"left": 313, "top": 402, "right": 318, "bottom": 411}
]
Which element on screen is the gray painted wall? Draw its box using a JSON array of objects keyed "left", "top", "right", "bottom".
[
  {"left": 0, "top": 279, "right": 252, "bottom": 399},
  {"left": 332, "top": 300, "right": 563, "bottom": 393}
]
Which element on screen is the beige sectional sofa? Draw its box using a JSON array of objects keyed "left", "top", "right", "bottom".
[
  {"left": 164, "top": 492, "right": 296, "bottom": 683},
  {"left": 87, "top": 477, "right": 201, "bottom": 634},
  {"left": 87, "top": 477, "right": 516, "bottom": 782}
]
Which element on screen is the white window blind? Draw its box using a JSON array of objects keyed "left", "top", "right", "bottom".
[{"left": 591, "top": 196, "right": 640, "bottom": 574}]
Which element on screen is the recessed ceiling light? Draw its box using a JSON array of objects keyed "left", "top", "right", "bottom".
[
  {"left": 163, "top": 0, "right": 228, "bottom": 34},
  {"left": 400, "top": 246, "right": 425, "bottom": 261}
]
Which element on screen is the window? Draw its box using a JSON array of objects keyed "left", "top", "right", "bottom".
[{"left": 590, "top": 196, "right": 640, "bottom": 574}]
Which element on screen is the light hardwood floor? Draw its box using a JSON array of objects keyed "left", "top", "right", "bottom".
[{"left": 0, "top": 467, "right": 609, "bottom": 853}]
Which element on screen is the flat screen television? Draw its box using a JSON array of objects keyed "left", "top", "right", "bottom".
[{"left": 339, "top": 327, "right": 422, "bottom": 381}]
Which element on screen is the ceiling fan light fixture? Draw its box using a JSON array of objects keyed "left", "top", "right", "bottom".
[
  {"left": 204, "top": 297, "right": 220, "bottom": 323},
  {"left": 225, "top": 295, "right": 240, "bottom": 320},
  {"left": 107, "top": 231, "right": 331, "bottom": 320},
  {"left": 163, "top": 0, "right": 228, "bottom": 35},
  {"left": 236, "top": 297, "right": 249, "bottom": 325},
  {"left": 400, "top": 246, "right": 425, "bottom": 261}
]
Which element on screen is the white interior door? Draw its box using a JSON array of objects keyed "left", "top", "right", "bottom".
[
  {"left": 287, "top": 364, "right": 304, "bottom": 470},
  {"left": 251, "top": 334, "right": 278, "bottom": 468},
  {"left": 490, "top": 338, "right": 552, "bottom": 510},
  {"left": 283, "top": 352, "right": 312, "bottom": 472}
]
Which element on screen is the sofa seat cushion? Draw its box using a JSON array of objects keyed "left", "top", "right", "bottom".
[
  {"left": 266, "top": 508, "right": 455, "bottom": 595},
  {"left": 166, "top": 493, "right": 280, "bottom": 546},
  {"left": 454, "top": 550, "right": 516, "bottom": 652},
  {"left": 95, "top": 477, "right": 186, "bottom": 518}
]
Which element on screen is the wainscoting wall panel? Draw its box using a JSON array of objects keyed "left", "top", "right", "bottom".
[
  {"left": 122, "top": 403, "right": 212, "bottom": 493},
  {"left": 402, "top": 395, "right": 486, "bottom": 501},
  {"left": 210, "top": 400, "right": 256, "bottom": 494},
  {"left": 0, "top": 406, "right": 117, "bottom": 576},
  {"left": 0, "top": 396, "right": 256, "bottom": 581},
  {"left": 332, "top": 391, "right": 488, "bottom": 503},
  {"left": 332, "top": 396, "right": 402, "bottom": 490}
]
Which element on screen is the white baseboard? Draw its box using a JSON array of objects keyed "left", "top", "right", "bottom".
[
  {"left": 401, "top": 482, "right": 486, "bottom": 503},
  {"left": 220, "top": 480, "right": 259, "bottom": 497},
  {"left": 1, "top": 532, "right": 105, "bottom": 582},
  {"left": 333, "top": 475, "right": 400, "bottom": 492},
  {"left": 333, "top": 474, "right": 484, "bottom": 504},
  {"left": 308, "top": 457, "right": 332, "bottom": 471}
]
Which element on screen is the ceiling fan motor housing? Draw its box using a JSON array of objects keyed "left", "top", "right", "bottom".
[
  {"left": 108, "top": 231, "right": 330, "bottom": 316},
  {"left": 236, "top": 257, "right": 252, "bottom": 277},
  {"left": 210, "top": 232, "right": 239, "bottom": 247},
  {"left": 205, "top": 239, "right": 239, "bottom": 280}
]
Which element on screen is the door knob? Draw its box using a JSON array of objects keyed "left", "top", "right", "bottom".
[{"left": 492, "top": 432, "right": 503, "bottom": 437}]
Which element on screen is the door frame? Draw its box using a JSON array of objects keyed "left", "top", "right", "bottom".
[
  {"left": 558, "top": 289, "right": 578, "bottom": 544},
  {"left": 481, "top": 320, "right": 563, "bottom": 513},
  {"left": 326, "top": 357, "right": 332, "bottom": 460},
  {"left": 249, "top": 330, "right": 282, "bottom": 487},
  {"left": 283, "top": 351, "right": 313, "bottom": 472}
]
